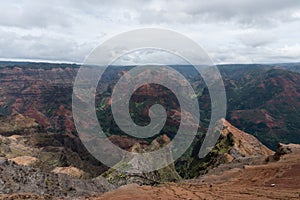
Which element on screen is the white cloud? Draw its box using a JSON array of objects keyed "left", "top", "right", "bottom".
[{"left": 0, "top": 0, "right": 300, "bottom": 64}]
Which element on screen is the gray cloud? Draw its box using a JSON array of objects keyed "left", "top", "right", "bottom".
[
  {"left": 0, "top": 1, "right": 73, "bottom": 29},
  {"left": 137, "top": 0, "right": 300, "bottom": 27},
  {"left": 0, "top": 29, "right": 93, "bottom": 62}
]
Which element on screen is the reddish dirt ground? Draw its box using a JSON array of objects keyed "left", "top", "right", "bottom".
[{"left": 89, "top": 145, "right": 300, "bottom": 200}]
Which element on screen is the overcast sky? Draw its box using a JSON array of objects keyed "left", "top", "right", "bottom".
[{"left": 0, "top": 0, "right": 300, "bottom": 64}]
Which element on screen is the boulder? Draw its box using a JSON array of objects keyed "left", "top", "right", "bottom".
[{"left": 9, "top": 156, "right": 38, "bottom": 167}]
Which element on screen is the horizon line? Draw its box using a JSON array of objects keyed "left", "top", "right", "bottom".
[{"left": 0, "top": 58, "right": 300, "bottom": 66}]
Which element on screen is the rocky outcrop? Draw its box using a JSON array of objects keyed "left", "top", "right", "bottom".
[
  {"left": 266, "top": 143, "right": 300, "bottom": 162},
  {"left": 178, "top": 119, "right": 274, "bottom": 178},
  {"left": 9, "top": 156, "right": 38, "bottom": 167},
  {"left": 103, "top": 134, "right": 181, "bottom": 187},
  {"left": 220, "top": 119, "right": 274, "bottom": 158},
  {"left": 0, "top": 130, "right": 107, "bottom": 178},
  {"left": 52, "top": 166, "right": 88, "bottom": 179},
  {"left": 0, "top": 159, "right": 114, "bottom": 198},
  {"left": 108, "top": 135, "right": 148, "bottom": 150}
]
